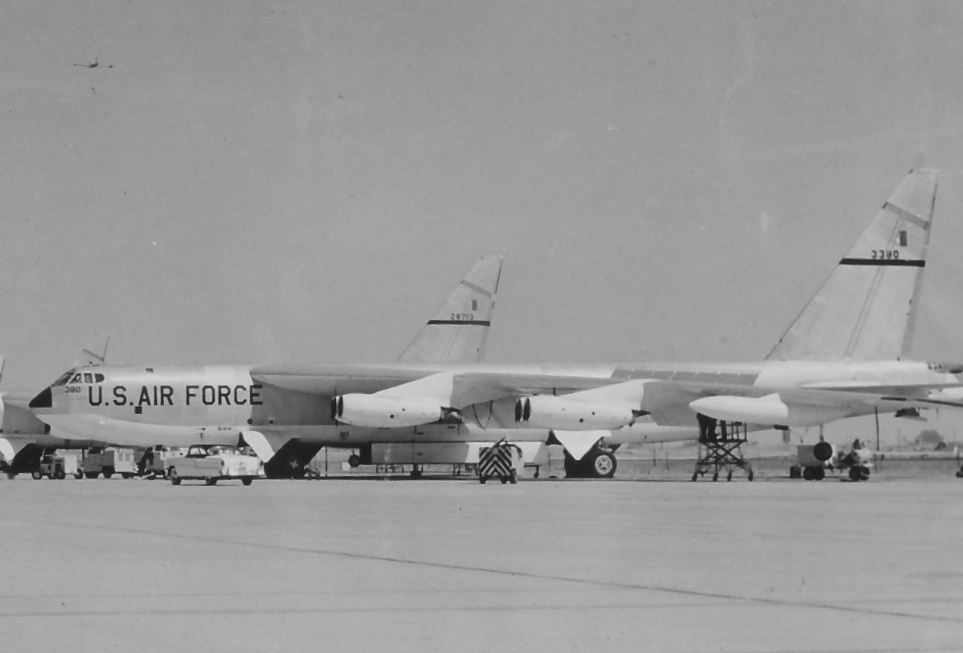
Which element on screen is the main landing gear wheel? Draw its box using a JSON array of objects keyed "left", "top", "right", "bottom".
[
  {"left": 582, "top": 450, "right": 617, "bottom": 479},
  {"left": 242, "top": 478, "right": 253, "bottom": 486},
  {"left": 347, "top": 454, "right": 361, "bottom": 468}
]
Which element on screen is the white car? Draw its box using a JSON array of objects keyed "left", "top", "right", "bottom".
[{"left": 166, "top": 444, "right": 262, "bottom": 486}]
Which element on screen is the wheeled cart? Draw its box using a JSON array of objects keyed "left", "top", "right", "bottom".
[{"left": 479, "top": 442, "right": 522, "bottom": 484}]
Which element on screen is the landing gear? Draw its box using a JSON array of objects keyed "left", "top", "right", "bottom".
[
  {"left": 564, "top": 448, "right": 618, "bottom": 479},
  {"left": 585, "top": 450, "right": 617, "bottom": 478},
  {"left": 347, "top": 454, "right": 361, "bottom": 468},
  {"left": 848, "top": 466, "right": 870, "bottom": 482}
]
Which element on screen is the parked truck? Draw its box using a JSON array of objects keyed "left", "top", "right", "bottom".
[{"left": 80, "top": 447, "right": 138, "bottom": 479}]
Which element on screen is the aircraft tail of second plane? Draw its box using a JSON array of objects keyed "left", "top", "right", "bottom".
[
  {"left": 766, "top": 168, "right": 939, "bottom": 362},
  {"left": 396, "top": 255, "right": 503, "bottom": 364}
]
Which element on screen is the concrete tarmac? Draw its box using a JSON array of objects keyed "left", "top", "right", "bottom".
[{"left": 0, "top": 468, "right": 961, "bottom": 652}]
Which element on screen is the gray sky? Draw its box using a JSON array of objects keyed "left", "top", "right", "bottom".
[{"left": 3, "top": 1, "right": 963, "bottom": 390}]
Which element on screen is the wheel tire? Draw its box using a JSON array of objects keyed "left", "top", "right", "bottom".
[
  {"left": 500, "top": 477, "right": 507, "bottom": 484},
  {"left": 849, "top": 467, "right": 860, "bottom": 482},
  {"left": 85, "top": 472, "right": 99, "bottom": 479},
  {"left": 347, "top": 454, "right": 361, "bottom": 468},
  {"left": 74, "top": 471, "right": 83, "bottom": 480},
  {"left": 242, "top": 478, "right": 253, "bottom": 486},
  {"left": 803, "top": 467, "right": 814, "bottom": 481},
  {"left": 205, "top": 478, "right": 217, "bottom": 486},
  {"left": 859, "top": 466, "right": 870, "bottom": 481},
  {"left": 748, "top": 471, "right": 754, "bottom": 481},
  {"left": 585, "top": 450, "right": 617, "bottom": 479},
  {"left": 510, "top": 470, "right": 518, "bottom": 485},
  {"left": 712, "top": 472, "right": 719, "bottom": 482},
  {"left": 31, "top": 470, "right": 42, "bottom": 480},
  {"left": 102, "top": 471, "right": 113, "bottom": 479},
  {"left": 55, "top": 469, "right": 66, "bottom": 480},
  {"left": 169, "top": 468, "right": 181, "bottom": 486},
  {"left": 480, "top": 477, "right": 487, "bottom": 484},
  {"left": 691, "top": 473, "right": 698, "bottom": 482},
  {"left": 121, "top": 473, "right": 134, "bottom": 479},
  {"left": 813, "top": 467, "right": 825, "bottom": 481},
  {"left": 726, "top": 472, "right": 733, "bottom": 482}
]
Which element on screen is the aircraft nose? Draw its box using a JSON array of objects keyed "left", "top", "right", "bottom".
[{"left": 29, "top": 387, "right": 52, "bottom": 409}]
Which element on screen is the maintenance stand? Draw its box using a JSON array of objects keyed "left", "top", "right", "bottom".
[{"left": 692, "top": 414, "right": 754, "bottom": 482}]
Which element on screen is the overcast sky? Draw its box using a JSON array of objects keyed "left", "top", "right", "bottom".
[{"left": 3, "top": 2, "right": 963, "bottom": 392}]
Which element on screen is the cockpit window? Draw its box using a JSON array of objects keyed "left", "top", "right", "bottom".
[
  {"left": 95, "top": 373, "right": 105, "bottom": 383},
  {"left": 51, "top": 371, "right": 75, "bottom": 387},
  {"left": 83, "top": 373, "right": 93, "bottom": 383},
  {"left": 70, "top": 373, "right": 83, "bottom": 384}
]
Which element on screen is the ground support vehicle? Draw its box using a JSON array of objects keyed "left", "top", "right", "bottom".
[
  {"left": 790, "top": 441, "right": 872, "bottom": 481},
  {"left": 79, "top": 447, "right": 138, "bottom": 479},
  {"left": 140, "top": 445, "right": 186, "bottom": 478},
  {"left": 33, "top": 452, "right": 79, "bottom": 480},
  {"left": 478, "top": 443, "right": 522, "bottom": 484},
  {"left": 166, "top": 445, "right": 262, "bottom": 486}
]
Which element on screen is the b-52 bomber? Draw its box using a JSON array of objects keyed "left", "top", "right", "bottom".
[{"left": 27, "top": 169, "right": 963, "bottom": 479}]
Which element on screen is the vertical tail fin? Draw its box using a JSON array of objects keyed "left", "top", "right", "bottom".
[
  {"left": 397, "top": 255, "right": 503, "bottom": 364},
  {"left": 766, "top": 168, "right": 939, "bottom": 361}
]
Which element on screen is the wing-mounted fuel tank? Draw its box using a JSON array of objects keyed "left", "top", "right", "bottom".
[
  {"left": 689, "top": 393, "right": 854, "bottom": 428},
  {"left": 514, "top": 380, "right": 649, "bottom": 431},
  {"left": 331, "top": 394, "right": 446, "bottom": 429}
]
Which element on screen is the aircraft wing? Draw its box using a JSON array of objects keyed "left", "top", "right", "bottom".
[{"left": 252, "top": 365, "right": 612, "bottom": 401}]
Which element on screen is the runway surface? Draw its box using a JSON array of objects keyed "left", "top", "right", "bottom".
[{"left": 1, "top": 466, "right": 961, "bottom": 652}]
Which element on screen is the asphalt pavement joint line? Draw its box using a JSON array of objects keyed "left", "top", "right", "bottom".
[{"left": 10, "top": 515, "right": 961, "bottom": 627}]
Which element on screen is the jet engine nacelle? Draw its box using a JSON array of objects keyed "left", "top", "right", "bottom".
[
  {"left": 515, "top": 396, "right": 636, "bottom": 430},
  {"left": 331, "top": 393, "right": 444, "bottom": 429}
]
